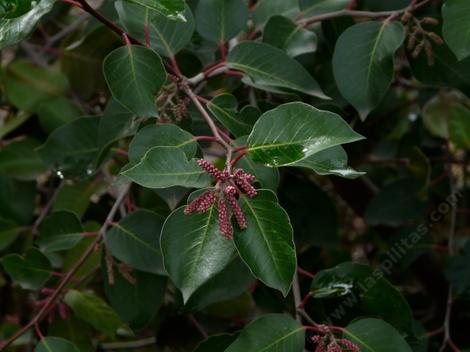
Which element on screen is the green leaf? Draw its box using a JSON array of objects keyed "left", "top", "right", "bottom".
[
  {"left": 195, "top": 0, "right": 247, "bottom": 43},
  {"left": 47, "top": 317, "right": 94, "bottom": 352},
  {"left": 128, "top": 124, "right": 197, "bottom": 163},
  {"left": 161, "top": 190, "right": 236, "bottom": 302},
  {"left": 0, "top": 218, "right": 23, "bottom": 250},
  {"left": 194, "top": 334, "right": 238, "bottom": 352},
  {"left": 36, "top": 211, "right": 84, "bottom": 252},
  {"left": 233, "top": 137, "right": 280, "bottom": 191},
  {"left": 0, "top": 138, "right": 46, "bottom": 180},
  {"left": 0, "top": 0, "right": 55, "bottom": 49},
  {"left": 299, "top": 0, "right": 349, "bottom": 16},
  {"left": 234, "top": 190, "right": 296, "bottom": 296},
  {"left": 311, "top": 262, "right": 413, "bottom": 333},
  {"left": 104, "top": 268, "right": 167, "bottom": 329},
  {"left": 0, "top": 171, "right": 35, "bottom": 225},
  {"left": 207, "top": 94, "right": 258, "bottom": 138},
  {"left": 103, "top": 45, "right": 166, "bottom": 117},
  {"left": 3, "top": 61, "right": 68, "bottom": 113},
  {"left": 1, "top": 248, "right": 52, "bottom": 290},
  {"left": 35, "top": 337, "right": 80, "bottom": 352},
  {"left": 252, "top": 0, "right": 299, "bottom": 25},
  {"left": 122, "top": 146, "right": 211, "bottom": 189},
  {"left": 64, "top": 289, "right": 126, "bottom": 338},
  {"left": 185, "top": 256, "right": 254, "bottom": 311},
  {"left": 291, "top": 146, "right": 365, "bottom": 179},
  {"left": 333, "top": 21, "right": 405, "bottom": 120},
  {"left": 105, "top": 209, "right": 165, "bottom": 275},
  {"left": 60, "top": 26, "right": 121, "bottom": 99},
  {"left": 442, "top": 0, "right": 470, "bottom": 61},
  {"left": 344, "top": 318, "right": 413, "bottom": 352},
  {"left": 124, "top": 0, "right": 185, "bottom": 21},
  {"left": 98, "top": 98, "right": 137, "bottom": 149},
  {"left": 226, "top": 314, "right": 304, "bottom": 352},
  {"left": 263, "top": 16, "right": 317, "bottom": 57},
  {"left": 37, "top": 97, "right": 83, "bottom": 133},
  {"left": 247, "top": 102, "right": 364, "bottom": 167},
  {"left": 116, "top": 1, "right": 195, "bottom": 57},
  {"left": 37, "top": 117, "right": 100, "bottom": 179},
  {"left": 449, "top": 104, "right": 470, "bottom": 149},
  {"left": 227, "top": 42, "right": 328, "bottom": 99},
  {"left": 421, "top": 94, "right": 452, "bottom": 139},
  {"left": 365, "top": 179, "right": 427, "bottom": 227},
  {"left": 52, "top": 180, "right": 104, "bottom": 218}
]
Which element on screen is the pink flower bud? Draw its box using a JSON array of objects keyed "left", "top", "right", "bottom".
[
  {"left": 197, "top": 159, "right": 227, "bottom": 181},
  {"left": 218, "top": 196, "right": 233, "bottom": 239},
  {"left": 226, "top": 193, "right": 248, "bottom": 229},
  {"left": 196, "top": 190, "right": 217, "bottom": 214}
]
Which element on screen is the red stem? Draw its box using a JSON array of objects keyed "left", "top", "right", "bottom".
[
  {"left": 60, "top": 0, "right": 83, "bottom": 7},
  {"left": 299, "top": 292, "right": 312, "bottom": 309},
  {"left": 204, "top": 62, "right": 227, "bottom": 78},
  {"left": 233, "top": 145, "right": 247, "bottom": 153},
  {"left": 217, "top": 128, "right": 232, "bottom": 142},
  {"left": 194, "top": 136, "right": 219, "bottom": 143},
  {"left": 231, "top": 151, "right": 248, "bottom": 166},
  {"left": 170, "top": 56, "right": 182, "bottom": 76},
  {"left": 297, "top": 267, "right": 315, "bottom": 279},
  {"left": 225, "top": 70, "right": 245, "bottom": 77},
  {"left": 122, "top": 33, "right": 131, "bottom": 46},
  {"left": 195, "top": 95, "right": 209, "bottom": 104},
  {"left": 144, "top": 24, "right": 150, "bottom": 48}
]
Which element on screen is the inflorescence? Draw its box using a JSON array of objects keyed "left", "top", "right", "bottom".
[
  {"left": 311, "top": 326, "right": 359, "bottom": 352},
  {"left": 184, "top": 159, "right": 257, "bottom": 239}
]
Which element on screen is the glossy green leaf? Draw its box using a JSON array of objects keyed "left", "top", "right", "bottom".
[
  {"left": 37, "top": 97, "right": 83, "bottom": 133},
  {"left": 207, "top": 94, "right": 258, "bottom": 138},
  {"left": 421, "top": 94, "right": 453, "bottom": 139},
  {"left": 449, "top": 104, "right": 470, "bottom": 149},
  {"left": 291, "top": 145, "right": 365, "bottom": 179},
  {"left": 1, "top": 248, "right": 52, "bottom": 290},
  {"left": 98, "top": 99, "right": 137, "bottom": 148},
  {"left": 0, "top": 138, "right": 46, "bottom": 180},
  {"left": 344, "top": 318, "right": 413, "bottom": 352},
  {"left": 37, "top": 211, "right": 84, "bottom": 252},
  {"left": 47, "top": 318, "right": 94, "bottom": 352},
  {"left": 37, "top": 117, "right": 100, "bottom": 179},
  {"left": 233, "top": 137, "right": 280, "bottom": 191},
  {"left": 333, "top": 21, "right": 405, "bottom": 120},
  {"left": 186, "top": 256, "right": 254, "bottom": 311},
  {"left": 442, "top": 0, "right": 470, "bottom": 61},
  {"left": 161, "top": 190, "right": 236, "bottom": 302},
  {"left": 103, "top": 45, "right": 166, "bottom": 117},
  {"left": 125, "top": 0, "right": 185, "bottom": 21},
  {"left": 252, "top": 0, "right": 298, "bottom": 25},
  {"left": 311, "top": 262, "right": 413, "bottom": 333},
  {"left": 263, "top": 16, "right": 317, "bottom": 57},
  {"left": 64, "top": 289, "right": 125, "bottom": 338},
  {"left": 227, "top": 42, "right": 328, "bottom": 99},
  {"left": 104, "top": 268, "right": 167, "bottom": 329},
  {"left": 247, "top": 102, "right": 364, "bottom": 167},
  {"left": 299, "top": 0, "right": 349, "bottom": 16},
  {"left": 0, "top": 0, "right": 55, "bottom": 49},
  {"left": 128, "top": 124, "right": 197, "bottom": 163},
  {"left": 195, "top": 0, "right": 247, "bottom": 43},
  {"left": 3, "top": 61, "right": 68, "bottom": 113},
  {"left": 122, "top": 146, "right": 211, "bottom": 189},
  {"left": 234, "top": 190, "right": 296, "bottom": 296},
  {"left": 116, "top": 1, "right": 195, "bottom": 57},
  {"left": 35, "top": 337, "right": 80, "bottom": 352},
  {"left": 52, "top": 180, "right": 104, "bottom": 218},
  {"left": 105, "top": 209, "right": 165, "bottom": 275},
  {"left": 226, "top": 314, "right": 304, "bottom": 352}
]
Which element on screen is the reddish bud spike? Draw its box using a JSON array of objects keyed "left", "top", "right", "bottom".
[
  {"left": 196, "top": 190, "right": 217, "bottom": 214},
  {"left": 226, "top": 193, "right": 248, "bottom": 229},
  {"left": 217, "top": 196, "right": 233, "bottom": 239},
  {"left": 197, "top": 159, "right": 227, "bottom": 181}
]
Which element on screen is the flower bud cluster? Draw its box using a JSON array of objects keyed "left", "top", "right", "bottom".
[
  {"left": 311, "top": 328, "right": 359, "bottom": 352},
  {"left": 185, "top": 160, "right": 257, "bottom": 238}
]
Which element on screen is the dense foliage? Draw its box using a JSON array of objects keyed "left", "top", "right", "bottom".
[{"left": 0, "top": 0, "right": 469, "bottom": 351}]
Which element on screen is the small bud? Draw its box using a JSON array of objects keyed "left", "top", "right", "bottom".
[
  {"left": 197, "top": 159, "right": 227, "bottom": 181},
  {"left": 185, "top": 197, "right": 202, "bottom": 215},
  {"left": 424, "top": 40, "right": 434, "bottom": 66},
  {"left": 218, "top": 196, "right": 233, "bottom": 239},
  {"left": 337, "top": 338, "right": 360, "bottom": 352},
  {"left": 233, "top": 169, "right": 257, "bottom": 197},
  {"left": 412, "top": 40, "right": 425, "bottom": 58},
  {"left": 196, "top": 190, "right": 217, "bottom": 214},
  {"left": 224, "top": 185, "right": 237, "bottom": 196},
  {"left": 407, "top": 34, "right": 417, "bottom": 50},
  {"left": 427, "top": 32, "right": 444, "bottom": 45},
  {"left": 226, "top": 193, "right": 248, "bottom": 229},
  {"left": 421, "top": 17, "right": 439, "bottom": 25},
  {"left": 326, "top": 342, "right": 342, "bottom": 352}
]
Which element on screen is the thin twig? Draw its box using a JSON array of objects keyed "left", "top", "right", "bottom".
[
  {"left": 31, "top": 181, "right": 64, "bottom": 235},
  {"left": 297, "top": 0, "right": 433, "bottom": 27},
  {"left": 0, "top": 185, "right": 130, "bottom": 351},
  {"left": 292, "top": 273, "right": 302, "bottom": 322}
]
